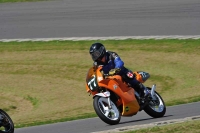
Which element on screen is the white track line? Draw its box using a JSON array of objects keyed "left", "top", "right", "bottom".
[{"left": 0, "top": 35, "right": 200, "bottom": 42}]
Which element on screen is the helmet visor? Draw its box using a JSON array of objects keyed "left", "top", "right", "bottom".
[{"left": 90, "top": 46, "right": 104, "bottom": 61}]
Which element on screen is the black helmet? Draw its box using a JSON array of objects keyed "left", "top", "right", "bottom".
[{"left": 89, "top": 43, "right": 106, "bottom": 61}]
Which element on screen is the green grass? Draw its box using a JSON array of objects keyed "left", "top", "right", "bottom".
[
  {"left": 124, "top": 119, "right": 200, "bottom": 133},
  {"left": 0, "top": 39, "right": 199, "bottom": 128}
]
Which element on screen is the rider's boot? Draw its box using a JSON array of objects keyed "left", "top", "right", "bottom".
[
  {"left": 141, "top": 84, "right": 150, "bottom": 98},
  {"left": 134, "top": 83, "right": 150, "bottom": 98}
]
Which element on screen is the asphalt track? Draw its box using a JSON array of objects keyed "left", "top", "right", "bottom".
[
  {"left": 0, "top": 0, "right": 200, "bottom": 39},
  {"left": 15, "top": 102, "right": 200, "bottom": 133},
  {"left": 1, "top": 0, "right": 200, "bottom": 133}
]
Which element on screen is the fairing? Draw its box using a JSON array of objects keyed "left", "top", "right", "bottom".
[{"left": 86, "top": 66, "right": 140, "bottom": 116}]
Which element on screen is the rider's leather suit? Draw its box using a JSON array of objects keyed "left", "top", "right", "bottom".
[{"left": 95, "top": 51, "right": 142, "bottom": 93}]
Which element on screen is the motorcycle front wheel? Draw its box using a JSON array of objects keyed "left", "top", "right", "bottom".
[
  {"left": 0, "top": 109, "right": 14, "bottom": 133},
  {"left": 93, "top": 96, "right": 121, "bottom": 125}
]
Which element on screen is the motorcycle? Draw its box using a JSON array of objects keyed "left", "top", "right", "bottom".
[
  {"left": 0, "top": 109, "right": 14, "bottom": 133},
  {"left": 85, "top": 65, "right": 166, "bottom": 125}
]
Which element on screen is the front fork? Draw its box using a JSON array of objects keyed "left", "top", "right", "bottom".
[
  {"left": 95, "top": 91, "right": 112, "bottom": 109},
  {"left": 107, "top": 97, "right": 112, "bottom": 109}
]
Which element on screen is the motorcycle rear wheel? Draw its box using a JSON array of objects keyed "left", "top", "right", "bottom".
[
  {"left": 144, "top": 91, "right": 166, "bottom": 118},
  {"left": 0, "top": 109, "right": 14, "bottom": 133},
  {"left": 93, "top": 96, "right": 121, "bottom": 125}
]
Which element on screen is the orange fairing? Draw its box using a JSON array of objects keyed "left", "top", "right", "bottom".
[
  {"left": 134, "top": 72, "right": 144, "bottom": 83},
  {"left": 85, "top": 67, "right": 98, "bottom": 95},
  {"left": 98, "top": 76, "right": 139, "bottom": 116},
  {"left": 86, "top": 66, "right": 140, "bottom": 116},
  {"left": 85, "top": 67, "right": 95, "bottom": 92},
  {"left": 133, "top": 71, "right": 150, "bottom": 83},
  {"left": 86, "top": 67, "right": 95, "bottom": 82}
]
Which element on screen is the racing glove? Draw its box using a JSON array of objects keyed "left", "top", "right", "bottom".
[{"left": 109, "top": 68, "right": 121, "bottom": 75}]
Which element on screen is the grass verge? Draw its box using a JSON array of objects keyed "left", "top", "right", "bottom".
[
  {"left": 124, "top": 119, "right": 200, "bottom": 133},
  {"left": 0, "top": 39, "right": 199, "bottom": 128}
]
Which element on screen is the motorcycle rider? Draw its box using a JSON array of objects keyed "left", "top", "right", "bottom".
[{"left": 89, "top": 42, "right": 149, "bottom": 98}]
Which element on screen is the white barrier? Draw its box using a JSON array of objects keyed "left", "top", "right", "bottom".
[{"left": 0, "top": 35, "right": 200, "bottom": 42}]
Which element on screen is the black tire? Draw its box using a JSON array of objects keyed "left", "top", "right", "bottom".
[
  {"left": 0, "top": 109, "right": 14, "bottom": 133},
  {"left": 93, "top": 96, "right": 121, "bottom": 125},
  {"left": 144, "top": 91, "right": 166, "bottom": 118}
]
